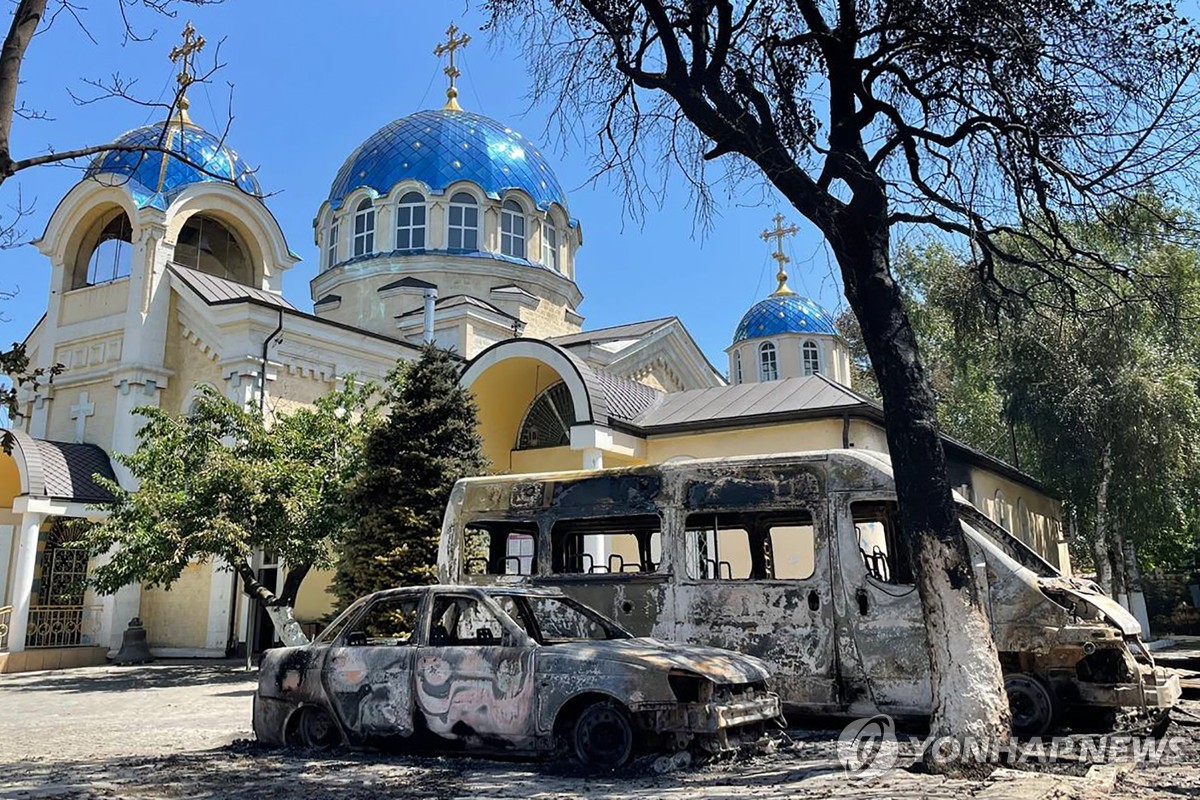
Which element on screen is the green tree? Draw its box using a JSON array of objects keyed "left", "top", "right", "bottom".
[
  {"left": 334, "top": 344, "right": 488, "bottom": 606},
  {"left": 891, "top": 203, "right": 1200, "bottom": 606},
  {"left": 84, "top": 381, "right": 378, "bottom": 645}
]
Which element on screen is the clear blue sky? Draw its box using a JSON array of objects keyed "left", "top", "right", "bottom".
[{"left": 1, "top": 1, "right": 849, "bottom": 369}]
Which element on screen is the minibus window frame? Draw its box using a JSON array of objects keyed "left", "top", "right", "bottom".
[
  {"left": 684, "top": 510, "right": 817, "bottom": 582},
  {"left": 461, "top": 519, "right": 540, "bottom": 577},
  {"left": 547, "top": 514, "right": 664, "bottom": 577}
]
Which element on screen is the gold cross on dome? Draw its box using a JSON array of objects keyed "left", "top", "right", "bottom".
[
  {"left": 434, "top": 23, "right": 472, "bottom": 111},
  {"left": 760, "top": 213, "right": 799, "bottom": 295},
  {"left": 168, "top": 21, "right": 205, "bottom": 122}
]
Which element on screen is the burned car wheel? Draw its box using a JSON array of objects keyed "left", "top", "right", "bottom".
[
  {"left": 298, "top": 706, "right": 341, "bottom": 749},
  {"left": 1005, "top": 674, "right": 1055, "bottom": 737},
  {"left": 572, "top": 700, "right": 635, "bottom": 768}
]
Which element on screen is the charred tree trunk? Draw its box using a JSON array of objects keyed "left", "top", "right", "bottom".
[
  {"left": 1120, "top": 534, "right": 1152, "bottom": 637},
  {"left": 825, "top": 205, "right": 1010, "bottom": 750},
  {"left": 1092, "top": 446, "right": 1115, "bottom": 593},
  {"left": 233, "top": 559, "right": 310, "bottom": 647}
]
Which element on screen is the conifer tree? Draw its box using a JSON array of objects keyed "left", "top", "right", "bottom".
[{"left": 334, "top": 344, "right": 487, "bottom": 606}]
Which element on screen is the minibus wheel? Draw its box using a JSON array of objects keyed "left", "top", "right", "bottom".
[{"left": 1004, "top": 674, "right": 1056, "bottom": 737}]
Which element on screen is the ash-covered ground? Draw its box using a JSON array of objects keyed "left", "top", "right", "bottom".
[{"left": 1, "top": 662, "right": 1196, "bottom": 800}]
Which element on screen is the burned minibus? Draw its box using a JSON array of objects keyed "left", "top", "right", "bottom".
[{"left": 437, "top": 450, "right": 1181, "bottom": 735}]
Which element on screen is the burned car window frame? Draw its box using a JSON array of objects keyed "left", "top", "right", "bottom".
[
  {"left": 345, "top": 592, "right": 423, "bottom": 647},
  {"left": 511, "top": 592, "right": 633, "bottom": 644}
]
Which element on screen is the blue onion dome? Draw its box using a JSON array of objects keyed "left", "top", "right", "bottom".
[
  {"left": 733, "top": 290, "right": 838, "bottom": 343},
  {"left": 85, "top": 117, "right": 261, "bottom": 211},
  {"left": 327, "top": 109, "right": 567, "bottom": 212}
]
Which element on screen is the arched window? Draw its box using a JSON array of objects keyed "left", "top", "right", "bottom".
[
  {"left": 76, "top": 210, "right": 134, "bottom": 289},
  {"left": 500, "top": 199, "right": 526, "bottom": 258},
  {"left": 352, "top": 198, "right": 375, "bottom": 257},
  {"left": 395, "top": 191, "right": 426, "bottom": 251},
  {"left": 759, "top": 342, "right": 778, "bottom": 382},
  {"left": 448, "top": 192, "right": 479, "bottom": 251},
  {"left": 1017, "top": 498, "right": 1031, "bottom": 542},
  {"left": 325, "top": 220, "right": 339, "bottom": 270},
  {"left": 517, "top": 382, "right": 573, "bottom": 449},
  {"left": 542, "top": 220, "right": 559, "bottom": 270},
  {"left": 993, "top": 489, "right": 1009, "bottom": 530},
  {"left": 802, "top": 340, "right": 821, "bottom": 376},
  {"left": 733, "top": 351, "right": 743, "bottom": 384},
  {"left": 174, "top": 214, "right": 253, "bottom": 285}
]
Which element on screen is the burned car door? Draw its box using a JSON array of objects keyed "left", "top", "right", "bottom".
[
  {"left": 834, "top": 496, "right": 932, "bottom": 716},
  {"left": 322, "top": 592, "right": 422, "bottom": 742},
  {"left": 413, "top": 593, "right": 538, "bottom": 747}
]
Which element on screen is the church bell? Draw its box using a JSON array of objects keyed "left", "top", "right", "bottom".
[{"left": 113, "top": 617, "right": 154, "bottom": 665}]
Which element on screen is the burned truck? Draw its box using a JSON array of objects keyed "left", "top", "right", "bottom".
[{"left": 438, "top": 449, "right": 1181, "bottom": 735}]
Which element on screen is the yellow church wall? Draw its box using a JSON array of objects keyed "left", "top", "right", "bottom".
[
  {"left": 268, "top": 370, "right": 333, "bottom": 419},
  {"left": 139, "top": 561, "right": 213, "bottom": 649},
  {"left": 509, "top": 446, "right": 590, "bottom": 474},
  {"left": 470, "top": 357, "right": 566, "bottom": 471},
  {"left": 160, "top": 298, "right": 223, "bottom": 416},
  {"left": 57, "top": 280, "right": 130, "bottom": 326},
  {"left": 294, "top": 566, "right": 337, "bottom": 623},
  {"left": 646, "top": 419, "right": 847, "bottom": 463},
  {"left": 45, "top": 381, "right": 117, "bottom": 447},
  {"left": 968, "top": 467, "right": 1066, "bottom": 572}
]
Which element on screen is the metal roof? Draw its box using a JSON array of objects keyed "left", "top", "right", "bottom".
[
  {"left": 632, "top": 374, "right": 864, "bottom": 430},
  {"left": 549, "top": 318, "right": 675, "bottom": 348},
  {"left": 167, "top": 264, "right": 296, "bottom": 310}
]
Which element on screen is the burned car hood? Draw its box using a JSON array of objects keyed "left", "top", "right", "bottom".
[
  {"left": 1040, "top": 578, "right": 1142, "bottom": 636},
  {"left": 541, "top": 638, "right": 772, "bottom": 684}
]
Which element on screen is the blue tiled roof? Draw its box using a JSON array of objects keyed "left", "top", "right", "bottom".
[
  {"left": 327, "top": 109, "right": 567, "bottom": 212},
  {"left": 733, "top": 293, "right": 838, "bottom": 343},
  {"left": 85, "top": 119, "right": 261, "bottom": 210}
]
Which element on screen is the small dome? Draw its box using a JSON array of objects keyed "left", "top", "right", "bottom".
[
  {"left": 85, "top": 119, "right": 261, "bottom": 210},
  {"left": 733, "top": 293, "right": 838, "bottom": 343},
  {"left": 327, "top": 109, "right": 567, "bottom": 211}
]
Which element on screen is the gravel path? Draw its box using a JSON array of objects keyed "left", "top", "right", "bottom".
[{"left": 1, "top": 661, "right": 1196, "bottom": 799}]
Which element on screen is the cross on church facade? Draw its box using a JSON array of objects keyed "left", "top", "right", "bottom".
[
  {"left": 760, "top": 213, "right": 799, "bottom": 295},
  {"left": 434, "top": 23, "right": 472, "bottom": 111},
  {"left": 70, "top": 391, "right": 95, "bottom": 444},
  {"left": 169, "top": 21, "right": 206, "bottom": 120}
]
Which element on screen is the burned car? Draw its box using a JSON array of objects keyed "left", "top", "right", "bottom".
[{"left": 254, "top": 585, "right": 781, "bottom": 767}]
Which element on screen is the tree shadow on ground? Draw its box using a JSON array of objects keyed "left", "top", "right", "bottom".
[{"left": 0, "top": 660, "right": 256, "bottom": 695}]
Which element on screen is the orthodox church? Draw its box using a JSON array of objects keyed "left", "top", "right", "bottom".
[{"left": 0, "top": 25, "right": 1066, "bottom": 671}]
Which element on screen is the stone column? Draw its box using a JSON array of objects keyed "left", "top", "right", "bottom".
[
  {"left": 581, "top": 448, "right": 607, "bottom": 572},
  {"left": 7, "top": 512, "right": 45, "bottom": 653}
]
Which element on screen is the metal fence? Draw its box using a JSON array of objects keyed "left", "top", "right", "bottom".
[
  {"left": 24, "top": 605, "right": 103, "bottom": 649},
  {"left": 0, "top": 606, "right": 10, "bottom": 650}
]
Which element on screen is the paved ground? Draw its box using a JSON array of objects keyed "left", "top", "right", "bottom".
[{"left": 0, "top": 661, "right": 1197, "bottom": 799}]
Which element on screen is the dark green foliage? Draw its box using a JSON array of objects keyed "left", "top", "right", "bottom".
[
  {"left": 83, "top": 380, "right": 377, "bottom": 609},
  {"left": 334, "top": 345, "right": 488, "bottom": 606}
]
